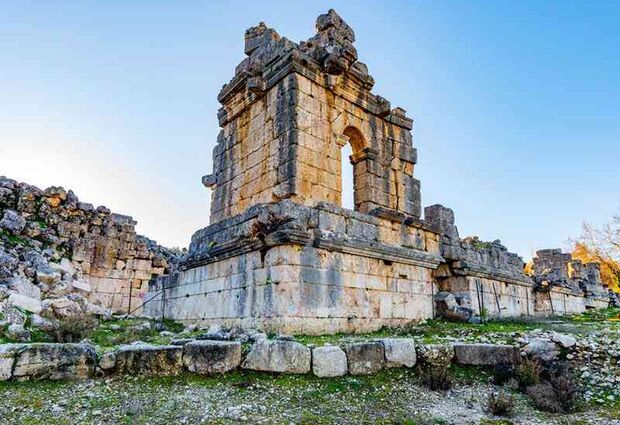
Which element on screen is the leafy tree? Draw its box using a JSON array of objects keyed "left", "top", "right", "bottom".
[{"left": 572, "top": 216, "right": 620, "bottom": 293}]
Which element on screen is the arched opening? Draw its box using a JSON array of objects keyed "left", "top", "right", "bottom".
[
  {"left": 338, "top": 126, "right": 366, "bottom": 211},
  {"left": 341, "top": 143, "right": 354, "bottom": 210}
]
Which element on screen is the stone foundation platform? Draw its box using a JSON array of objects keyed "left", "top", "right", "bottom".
[{"left": 145, "top": 201, "right": 442, "bottom": 334}]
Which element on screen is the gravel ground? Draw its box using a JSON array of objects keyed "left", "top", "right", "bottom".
[{"left": 1, "top": 370, "right": 618, "bottom": 425}]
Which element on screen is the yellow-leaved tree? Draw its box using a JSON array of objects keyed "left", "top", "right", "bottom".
[{"left": 572, "top": 215, "right": 620, "bottom": 294}]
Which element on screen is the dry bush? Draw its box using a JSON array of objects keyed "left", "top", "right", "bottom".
[
  {"left": 526, "top": 372, "right": 580, "bottom": 413},
  {"left": 487, "top": 391, "right": 515, "bottom": 417},
  {"left": 418, "top": 364, "right": 452, "bottom": 391},
  {"left": 551, "top": 374, "right": 579, "bottom": 413},
  {"left": 51, "top": 313, "right": 98, "bottom": 343},
  {"left": 526, "top": 382, "right": 563, "bottom": 413},
  {"left": 516, "top": 358, "right": 542, "bottom": 389},
  {"left": 492, "top": 363, "right": 515, "bottom": 385}
]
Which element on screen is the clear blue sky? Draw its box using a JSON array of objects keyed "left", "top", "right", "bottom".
[{"left": 1, "top": 1, "right": 618, "bottom": 259}]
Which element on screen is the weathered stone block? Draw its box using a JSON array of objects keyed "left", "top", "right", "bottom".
[
  {"left": 378, "top": 339, "right": 416, "bottom": 368},
  {"left": 312, "top": 345, "right": 348, "bottom": 377},
  {"left": 242, "top": 340, "right": 311, "bottom": 374},
  {"left": 183, "top": 340, "right": 241, "bottom": 375},
  {"left": 115, "top": 345, "right": 183, "bottom": 376},
  {"left": 98, "top": 352, "right": 116, "bottom": 372},
  {"left": 453, "top": 343, "right": 520, "bottom": 366},
  {"left": 12, "top": 343, "right": 97, "bottom": 380},
  {"left": 8, "top": 293, "right": 42, "bottom": 314},
  {"left": 345, "top": 342, "right": 384, "bottom": 375}
]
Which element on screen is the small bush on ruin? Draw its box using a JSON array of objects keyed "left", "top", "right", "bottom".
[
  {"left": 418, "top": 364, "right": 452, "bottom": 391},
  {"left": 487, "top": 391, "right": 515, "bottom": 417},
  {"left": 516, "top": 358, "right": 542, "bottom": 389},
  {"left": 526, "top": 372, "right": 580, "bottom": 414},
  {"left": 51, "top": 313, "right": 98, "bottom": 343},
  {"left": 526, "top": 382, "right": 563, "bottom": 413},
  {"left": 550, "top": 374, "right": 580, "bottom": 413}
]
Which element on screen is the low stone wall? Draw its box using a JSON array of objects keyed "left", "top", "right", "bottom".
[{"left": 0, "top": 339, "right": 521, "bottom": 381}]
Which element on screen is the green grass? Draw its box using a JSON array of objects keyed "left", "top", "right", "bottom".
[
  {"left": 89, "top": 317, "right": 186, "bottom": 350},
  {"left": 0, "top": 229, "right": 31, "bottom": 247}
]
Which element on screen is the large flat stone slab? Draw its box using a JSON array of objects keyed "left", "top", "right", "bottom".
[
  {"left": 242, "top": 340, "right": 311, "bottom": 374},
  {"left": 453, "top": 343, "right": 520, "bottom": 366},
  {"left": 345, "top": 342, "right": 384, "bottom": 375},
  {"left": 378, "top": 339, "right": 417, "bottom": 368},
  {"left": 312, "top": 346, "right": 348, "bottom": 377},
  {"left": 8, "top": 293, "right": 42, "bottom": 314},
  {"left": 115, "top": 345, "right": 183, "bottom": 376},
  {"left": 12, "top": 343, "right": 96, "bottom": 380},
  {"left": 183, "top": 340, "right": 241, "bottom": 375}
]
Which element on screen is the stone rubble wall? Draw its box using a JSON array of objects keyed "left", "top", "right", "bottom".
[{"left": 0, "top": 176, "right": 179, "bottom": 318}]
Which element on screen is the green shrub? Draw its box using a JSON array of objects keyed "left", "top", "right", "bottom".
[{"left": 516, "top": 358, "right": 541, "bottom": 388}]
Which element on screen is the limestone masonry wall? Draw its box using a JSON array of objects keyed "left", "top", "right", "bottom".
[{"left": 146, "top": 201, "right": 441, "bottom": 334}]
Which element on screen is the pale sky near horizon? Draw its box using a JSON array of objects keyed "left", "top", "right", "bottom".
[{"left": 1, "top": 1, "right": 618, "bottom": 260}]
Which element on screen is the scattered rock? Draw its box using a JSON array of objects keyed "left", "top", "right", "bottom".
[
  {"left": 551, "top": 332, "right": 577, "bottom": 348},
  {"left": 98, "top": 352, "right": 116, "bottom": 371},
  {"left": 7, "top": 292, "right": 42, "bottom": 314},
  {"left": 523, "top": 338, "right": 559, "bottom": 362},
  {"left": 0, "top": 210, "right": 26, "bottom": 234}
]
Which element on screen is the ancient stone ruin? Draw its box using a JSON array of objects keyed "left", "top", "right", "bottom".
[
  {"left": 0, "top": 176, "right": 179, "bottom": 340},
  {"left": 145, "top": 10, "right": 613, "bottom": 334}
]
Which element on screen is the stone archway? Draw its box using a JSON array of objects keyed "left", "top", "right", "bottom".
[{"left": 336, "top": 126, "right": 376, "bottom": 212}]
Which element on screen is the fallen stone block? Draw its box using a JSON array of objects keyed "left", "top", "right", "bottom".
[
  {"left": 12, "top": 343, "right": 97, "bottom": 380},
  {"left": 242, "top": 340, "right": 311, "bottom": 374},
  {"left": 115, "top": 345, "right": 183, "bottom": 376},
  {"left": 345, "top": 342, "right": 384, "bottom": 375},
  {"left": 8, "top": 293, "right": 42, "bottom": 314},
  {"left": 98, "top": 352, "right": 116, "bottom": 372},
  {"left": 312, "top": 346, "right": 348, "bottom": 377},
  {"left": 523, "top": 338, "right": 559, "bottom": 362},
  {"left": 550, "top": 332, "right": 577, "bottom": 348},
  {"left": 378, "top": 339, "right": 417, "bottom": 368},
  {"left": 453, "top": 343, "right": 520, "bottom": 366},
  {"left": 183, "top": 340, "right": 241, "bottom": 375}
]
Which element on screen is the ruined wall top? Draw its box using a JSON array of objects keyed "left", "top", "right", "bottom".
[
  {"left": 532, "top": 248, "right": 607, "bottom": 297},
  {"left": 204, "top": 10, "right": 422, "bottom": 225},
  {"left": 424, "top": 204, "right": 530, "bottom": 284}
]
